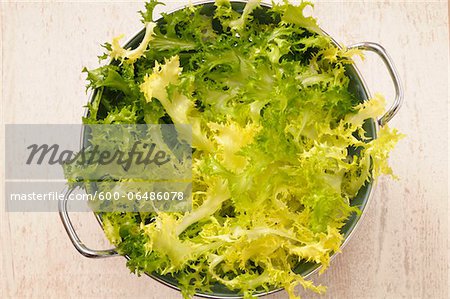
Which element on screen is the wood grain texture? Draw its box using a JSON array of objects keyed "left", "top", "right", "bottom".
[{"left": 1, "top": 1, "right": 448, "bottom": 299}]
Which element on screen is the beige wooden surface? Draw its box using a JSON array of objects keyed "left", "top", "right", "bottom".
[{"left": 1, "top": 1, "right": 448, "bottom": 298}]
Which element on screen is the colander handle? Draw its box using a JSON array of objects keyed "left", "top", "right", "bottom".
[
  {"left": 347, "top": 42, "right": 404, "bottom": 126},
  {"left": 59, "top": 188, "right": 118, "bottom": 258}
]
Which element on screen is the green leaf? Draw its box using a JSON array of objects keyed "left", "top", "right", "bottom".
[{"left": 76, "top": 1, "right": 403, "bottom": 298}]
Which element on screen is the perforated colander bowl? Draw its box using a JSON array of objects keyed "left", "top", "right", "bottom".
[{"left": 59, "top": 1, "right": 403, "bottom": 298}]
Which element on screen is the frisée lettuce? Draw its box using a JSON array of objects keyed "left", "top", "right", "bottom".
[{"left": 75, "top": 0, "right": 403, "bottom": 298}]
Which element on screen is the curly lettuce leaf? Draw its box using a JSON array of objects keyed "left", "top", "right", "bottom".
[
  {"left": 110, "top": 22, "right": 157, "bottom": 63},
  {"left": 75, "top": 1, "right": 404, "bottom": 298}
]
